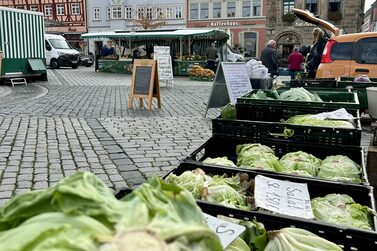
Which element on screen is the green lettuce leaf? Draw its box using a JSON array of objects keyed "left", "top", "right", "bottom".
[
  {"left": 236, "top": 144, "right": 282, "bottom": 172},
  {"left": 0, "top": 212, "right": 111, "bottom": 251},
  {"left": 317, "top": 155, "right": 362, "bottom": 183},
  {"left": 278, "top": 88, "right": 323, "bottom": 102},
  {"left": 203, "top": 157, "right": 237, "bottom": 167},
  {"left": 311, "top": 193, "right": 375, "bottom": 230},
  {"left": 284, "top": 115, "right": 355, "bottom": 128},
  {"left": 279, "top": 151, "right": 321, "bottom": 176}
]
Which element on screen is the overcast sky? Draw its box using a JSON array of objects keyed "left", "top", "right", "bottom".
[{"left": 365, "top": 0, "right": 375, "bottom": 11}]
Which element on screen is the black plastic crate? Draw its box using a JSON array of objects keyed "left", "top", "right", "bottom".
[
  {"left": 289, "top": 78, "right": 337, "bottom": 88},
  {"left": 113, "top": 186, "right": 377, "bottom": 251},
  {"left": 236, "top": 90, "right": 359, "bottom": 121},
  {"left": 163, "top": 162, "right": 376, "bottom": 229},
  {"left": 186, "top": 135, "right": 368, "bottom": 185},
  {"left": 337, "top": 81, "right": 377, "bottom": 111},
  {"left": 212, "top": 117, "right": 362, "bottom": 146},
  {"left": 170, "top": 162, "right": 372, "bottom": 207},
  {"left": 201, "top": 202, "right": 377, "bottom": 251}
]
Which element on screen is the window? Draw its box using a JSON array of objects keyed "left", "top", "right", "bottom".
[
  {"left": 16, "top": 6, "right": 24, "bottom": 9},
  {"left": 244, "top": 32, "right": 257, "bottom": 57},
  {"left": 93, "top": 8, "right": 100, "bottom": 20},
  {"left": 213, "top": 2, "right": 221, "bottom": 18},
  {"left": 306, "top": 0, "right": 317, "bottom": 13},
  {"left": 71, "top": 3, "right": 80, "bottom": 15},
  {"left": 227, "top": 2, "right": 235, "bottom": 17},
  {"left": 200, "top": 3, "right": 209, "bottom": 19},
  {"left": 283, "top": 0, "right": 294, "bottom": 14},
  {"left": 156, "top": 7, "right": 164, "bottom": 19},
  {"left": 253, "top": 0, "right": 261, "bottom": 16},
  {"left": 190, "top": 3, "right": 198, "bottom": 19},
  {"left": 146, "top": 7, "right": 153, "bottom": 20},
  {"left": 57, "top": 4, "right": 65, "bottom": 16},
  {"left": 359, "top": 38, "right": 377, "bottom": 64},
  {"left": 30, "top": 5, "right": 38, "bottom": 11},
  {"left": 166, "top": 6, "right": 174, "bottom": 19},
  {"left": 44, "top": 5, "right": 52, "bottom": 16},
  {"left": 175, "top": 5, "right": 182, "bottom": 19},
  {"left": 112, "top": 6, "right": 122, "bottom": 19},
  {"left": 137, "top": 7, "right": 144, "bottom": 19},
  {"left": 106, "top": 7, "right": 111, "bottom": 20},
  {"left": 125, "top": 7, "right": 132, "bottom": 19},
  {"left": 330, "top": 42, "right": 352, "bottom": 60},
  {"left": 242, "top": 1, "right": 251, "bottom": 17},
  {"left": 328, "top": 0, "right": 341, "bottom": 12}
]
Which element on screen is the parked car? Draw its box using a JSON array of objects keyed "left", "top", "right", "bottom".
[
  {"left": 80, "top": 52, "right": 94, "bottom": 67},
  {"left": 292, "top": 8, "right": 377, "bottom": 79}
]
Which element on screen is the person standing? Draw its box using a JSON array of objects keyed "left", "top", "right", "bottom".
[
  {"left": 206, "top": 42, "right": 218, "bottom": 72},
  {"left": 260, "top": 40, "right": 279, "bottom": 78},
  {"left": 306, "top": 28, "right": 327, "bottom": 79},
  {"left": 132, "top": 46, "right": 141, "bottom": 64},
  {"left": 287, "top": 48, "right": 305, "bottom": 79}
]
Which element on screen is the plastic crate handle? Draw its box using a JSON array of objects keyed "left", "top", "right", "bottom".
[{"left": 268, "top": 128, "right": 295, "bottom": 138}]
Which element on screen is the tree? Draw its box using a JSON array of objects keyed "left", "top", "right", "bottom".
[{"left": 131, "top": 12, "right": 166, "bottom": 30}]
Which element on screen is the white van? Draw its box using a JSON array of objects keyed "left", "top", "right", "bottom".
[{"left": 45, "top": 34, "right": 80, "bottom": 69}]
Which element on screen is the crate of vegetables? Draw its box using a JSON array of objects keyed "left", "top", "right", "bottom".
[
  {"left": 185, "top": 135, "right": 368, "bottom": 185},
  {"left": 236, "top": 88, "right": 360, "bottom": 121},
  {"left": 164, "top": 162, "right": 376, "bottom": 233},
  {"left": 213, "top": 114, "right": 362, "bottom": 146},
  {"left": 289, "top": 78, "right": 337, "bottom": 88},
  {"left": 201, "top": 201, "right": 377, "bottom": 251}
]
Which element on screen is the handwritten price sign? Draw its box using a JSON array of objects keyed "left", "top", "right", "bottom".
[
  {"left": 254, "top": 175, "right": 314, "bottom": 219},
  {"left": 203, "top": 213, "right": 246, "bottom": 249}
]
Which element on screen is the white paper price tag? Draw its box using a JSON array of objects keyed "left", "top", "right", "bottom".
[
  {"left": 311, "top": 108, "right": 354, "bottom": 120},
  {"left": 203, "top": 213, "right": 246, "bottom": 249},
  {"left": 254, "top": 175, "right": 314, "bottom": 219}
]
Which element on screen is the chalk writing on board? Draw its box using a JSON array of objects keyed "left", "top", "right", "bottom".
[{"left": 134, "top": 66, "right": 152, "bottom": 95}]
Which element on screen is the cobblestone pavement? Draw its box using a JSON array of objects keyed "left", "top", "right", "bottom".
[
  {"left": 0, "top": 67, "right": 373, "bottom": 206},
  {"left": 0, "top": 67, "right": 219, "bottom": 205}
]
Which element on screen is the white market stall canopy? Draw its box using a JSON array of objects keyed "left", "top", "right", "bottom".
[{"left": 81, "top": 29, "right": 229, "bottom": 41}]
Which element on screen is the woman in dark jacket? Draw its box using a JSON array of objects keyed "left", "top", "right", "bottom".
[{"left": 306, "top": 28, "right": 327, "bottom": 79}]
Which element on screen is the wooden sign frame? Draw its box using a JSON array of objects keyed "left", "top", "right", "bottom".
[{"left": 129, "top": 59, "right": 161, "bottom": 110}]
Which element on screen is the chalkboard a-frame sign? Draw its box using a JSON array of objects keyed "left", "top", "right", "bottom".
[{"left": 129, "top": 59, "right": 161, "bottom": 110}]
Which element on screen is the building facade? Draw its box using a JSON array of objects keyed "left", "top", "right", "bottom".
[
  {"left": 186, "top": 0, "right": 266, "bottom": 59},
  {"left": 87, "top": 0, "right": 186, "bottom": 55},
  {"left": 265, "top": 0, "right": 365, "bottom": 62},
  {"left": 362, "top": 1, "right": 377, "bottom": 32},
  {"left": 0, "top": 0, "right": 87, "bottom": 49}
]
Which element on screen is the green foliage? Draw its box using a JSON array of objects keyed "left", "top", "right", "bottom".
[{"left": 282, "top": 12, "right": 296, "bottom": 23}]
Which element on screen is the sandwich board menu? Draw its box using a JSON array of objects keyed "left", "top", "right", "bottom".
[
  {"left": 205, "top": 62, "right": 252, "bottom": 116},
  {"left": 129, "top": 59, "right": 161, "bottom": 110}
]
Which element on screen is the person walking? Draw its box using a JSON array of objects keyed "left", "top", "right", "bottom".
[
  {"left": 287, "top": 48, "right": 305, "bottom": 79},
  {"left": 260, "top": 40, "right": 279, "bottom": 78},
  {"left": 306, "top": 28, "right": 327, "bottom": 79},
  {"left": 206, "top": 42, "right": 218, "bottom": 72}
]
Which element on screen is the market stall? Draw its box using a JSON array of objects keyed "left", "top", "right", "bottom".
[{"left": 81, "top": 29, "right": 229, "bottom": 76}]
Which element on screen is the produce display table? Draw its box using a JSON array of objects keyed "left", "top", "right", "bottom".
[
  {"left": 97, "top": 59, "right": 132, "bottom": 74},
  {"left": 173, "top": 60, "right": 206, "bottom": 76},
  {"left": 96, "top": 59, "right": 208, "bottom": 77}
]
